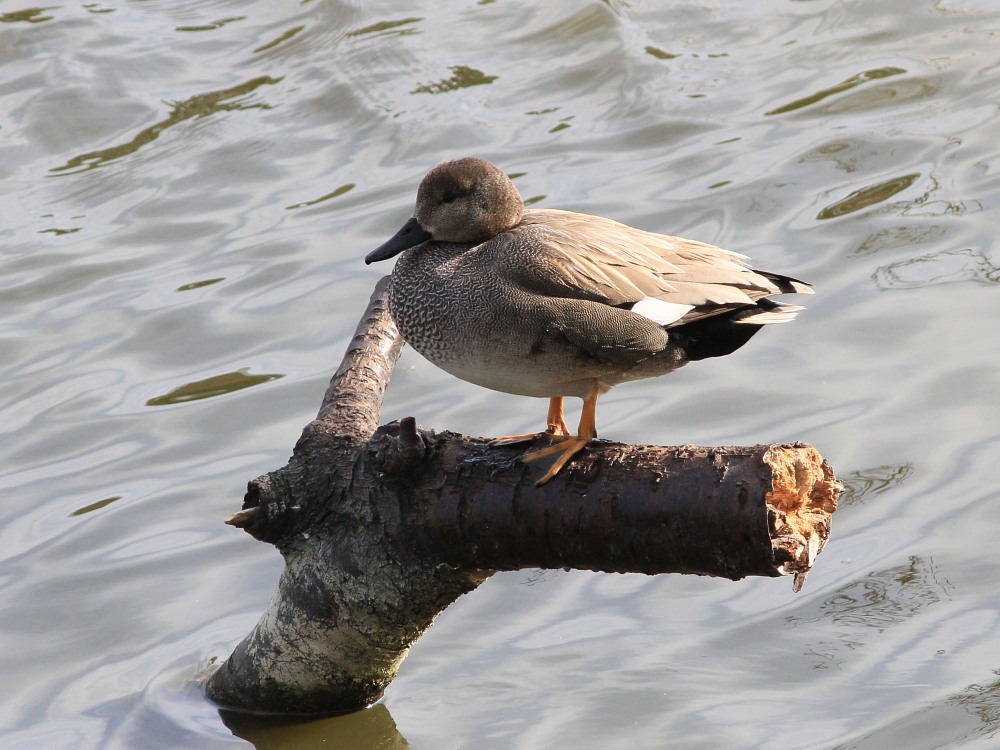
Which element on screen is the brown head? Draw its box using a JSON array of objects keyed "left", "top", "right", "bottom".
[{"left": 365, "top": 157, "right": 525, "bottom": 263}]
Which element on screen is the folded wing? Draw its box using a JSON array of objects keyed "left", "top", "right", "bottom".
[{"left": 509, "top": 209, "right": 813, "bottom": 328}]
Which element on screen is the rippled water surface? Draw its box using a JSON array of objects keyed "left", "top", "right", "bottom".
[{"left": 2, "top": 1, "right": 999, "bottom": 747}]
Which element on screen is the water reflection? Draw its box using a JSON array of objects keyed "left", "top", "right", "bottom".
[
  {"left": 175, "top": 16, "right": 246, "bottom": 33},
  {"left": 950, "top": 672, "right": 1000, "bottom": 740},
  {"left": 346, "top": 18, "right": 423, "bottom": 39},
  {"left": 37, "top": 226, "right": 82, "bottom": 235},
  {"left": 221, "top": 703, "right": 409, "bottom": 750},
  {"left": 873, "top": 248, "right": 1000, "bottom": 290},
  {"left": 145, "top": 369, "right": 283, "bottom": 407},
  {"left": 765, "top": 66, "right": 907, "bottom": 116},
  {"left": 902, "top": 198, "right": 983, "bottom": 218},
  {"left": 838, "top": 463, "right": 914, "bottom": 506},
  {"left": 175, "top": 277, "right": 225, "bottom": 292},
  {"left": 49, "top": 76, "right": 283, "bottom": 175},
  {"left": 836, "top": 557, "right": 944, "bottom": 624},
  {"left": 832, "top": 666, "right": 1000, "bottom": 748},
  {"left": 0, "top": 8, "right": 54, "bottom": 24},
  {"left": 644, "top": 46, "right": 679, "bottom": 60},
  {"left": 286, "top": 184, "right": 357, "bottom": 210},
  {"left": 789, "top": 557, "right": 952, "bottom": 669},
  {"left": 69, "top": 495, "right": 123, "bottom": 517},
  {"left": 799, "top": 138, "right": 865, "bottom": 173},
  {"left": 411, "top": 65, "right": 499, "bottom": 95},
  {"left": 253, "top": 25, "right": 305, "bottom": 55},
  {"left": 548, "top": 117, "right": 573, "bottom": 133},
  {"left": 853, "top": 224, "right": 947, "bottom": 256},
  {"left": 817, "top": 173, "right": 921, "bottom": 220}
]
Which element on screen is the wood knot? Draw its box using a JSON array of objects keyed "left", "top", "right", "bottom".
[
  {"left": 223, "top": 473, "right": 289, "bottom": 545},
  {"left": 370, "top": 417, "right": 429, "bottom": 478},
  {"left": 224, "top": 478, "right": 267, "bottom": 528}
]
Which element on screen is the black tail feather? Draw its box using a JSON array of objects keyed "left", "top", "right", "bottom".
[
  {"left": 669, "top": 309, "right": 764, "bottom": 361},
  {"left": 760, "top": 271, "right": 814, "bottom": 295}
]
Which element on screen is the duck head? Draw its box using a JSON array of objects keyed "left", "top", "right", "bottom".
[{"left": 365, "top": 157, "right": 525, "bottom": 264}]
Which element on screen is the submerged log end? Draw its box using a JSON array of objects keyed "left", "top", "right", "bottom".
[{"left": 763, "top": 444, "right": 842, "bottom": 592}]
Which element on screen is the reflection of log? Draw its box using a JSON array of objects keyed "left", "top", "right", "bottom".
[
  {"left": 220, "top": 703, "right": 408, "bottom": 749},
  {"left": 205, "top": 276, "right": 841, "bottom": 717}
]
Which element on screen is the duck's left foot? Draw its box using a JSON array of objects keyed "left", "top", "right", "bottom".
[
  {"left": 491, "top": 397, "right": 571, "bottom": 446},
  {"left": 521, "top": 436, "right": 591, "bottom": 485}
]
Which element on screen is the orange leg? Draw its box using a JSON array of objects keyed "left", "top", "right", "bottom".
[
  {"left": 522, "top": 381, "right": 600, "bottom": 485},
  {"left": 546, "top": 396, "right": 570, "bottom": 437},
  {"left": 491, "top": 397, "right": 570, "bottom": 445}
]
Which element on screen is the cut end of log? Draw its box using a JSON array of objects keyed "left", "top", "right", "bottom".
[{"left": 763, "top": 444, "right": 842, "bottom": 591}]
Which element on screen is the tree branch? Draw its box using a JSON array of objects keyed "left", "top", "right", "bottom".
[{"left": 205, "top": 276, "right": 841, "bottom": 716}]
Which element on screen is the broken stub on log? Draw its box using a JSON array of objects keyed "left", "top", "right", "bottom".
[{"left": 205, "top": 277, "right": 841, "bottom": 717}]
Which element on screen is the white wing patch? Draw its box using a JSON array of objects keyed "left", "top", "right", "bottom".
[{"left": 630, "top": 297, "right": 695, "bottom": 326}]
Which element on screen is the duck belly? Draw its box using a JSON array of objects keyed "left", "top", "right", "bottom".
[{"left": 396, "top": 310, "right": 602, "bottom": 398}]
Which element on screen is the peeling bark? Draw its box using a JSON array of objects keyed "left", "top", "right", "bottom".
[{"left": 205, "top": 276, "right": 841, "bottom": 716}]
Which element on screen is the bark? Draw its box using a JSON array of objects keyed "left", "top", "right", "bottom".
[{"left": 205, "top": 276, "right": 841, "bottom": 716}]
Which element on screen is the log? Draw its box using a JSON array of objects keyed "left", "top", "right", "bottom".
[{"left": 205, "top": 276, "right": 840, "bottom": 716}]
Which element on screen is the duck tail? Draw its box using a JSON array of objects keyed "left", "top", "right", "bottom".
[
  {"left": 672, "top": 296, "right": 808, "bottom": 361},
  {"left": 732, "top": 298, "right": 806, "bottom": 325},
  {"left": 760, "top": 272, "right": 815, "bottom": 296}
]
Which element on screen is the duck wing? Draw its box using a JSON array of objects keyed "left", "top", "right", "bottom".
[{"left": 505, "top": 209, "right": 812, "bottom": 328}]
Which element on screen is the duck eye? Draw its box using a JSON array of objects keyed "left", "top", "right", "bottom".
[{"left": 441, "top": 191, "right": 457, "bottom": 204}]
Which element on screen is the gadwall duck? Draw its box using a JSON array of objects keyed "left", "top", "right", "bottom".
[{"left": 366, "top": 157, "right": 813, "bottom": 484}]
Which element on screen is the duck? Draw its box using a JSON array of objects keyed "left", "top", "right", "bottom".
[{"left": 365, "top": 157, "right": 813, "bottom": 485}]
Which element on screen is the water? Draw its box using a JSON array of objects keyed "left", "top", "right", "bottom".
[{"left": 1, "top": 0, "right": 998, "bottom": 747}]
